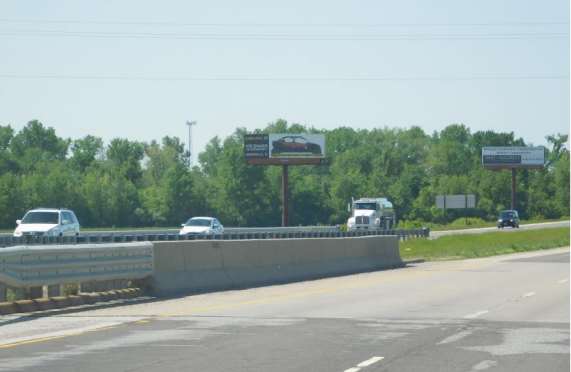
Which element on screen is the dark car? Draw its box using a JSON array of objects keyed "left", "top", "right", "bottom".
[
  {"left": 271, "top": 136, "right": 321, "bottom": 155},
  {"left": 497, "top": 210, "right": 520, "bottom": 228}
]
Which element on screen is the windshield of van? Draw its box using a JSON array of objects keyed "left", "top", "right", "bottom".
[
  {"left": 185, "top": 218, "right": 212, "bottom": 227},
  {"left": 22, "top": 212, "right": 59, "bottom": 224}
]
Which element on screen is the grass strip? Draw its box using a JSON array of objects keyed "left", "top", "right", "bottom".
[
  {"left": 401, "top": 227, "right": 570, "bottom": 261},
  {"left": 416, "top": 217, "right": 569, "bottom": 231}
]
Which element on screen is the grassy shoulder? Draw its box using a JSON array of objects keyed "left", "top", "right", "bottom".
[
  {"left": 399, "top": 217, "right": 569, "bottom": 232},
  {"left": 401, "top": 227, "right": 570, "bottom": 261}
]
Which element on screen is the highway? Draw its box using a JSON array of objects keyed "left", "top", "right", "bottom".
[
  {"left": 0, "top": 247, "right": 568, "bottom": 371},
  {"left": 430, "top": 220, "right": 569, "bottom": 239},
  {"left": 0, "top": 221, "right": 566, "bottom": 243}
]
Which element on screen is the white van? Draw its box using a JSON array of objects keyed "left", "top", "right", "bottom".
[{"left": 13, "top": 208, "right": 80, "bottom": 237}]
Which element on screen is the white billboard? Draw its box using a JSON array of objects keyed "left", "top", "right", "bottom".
[
  {"left": 436, "top": 194, "right": 476, "bottom": 209},
  {"left": 269, "top": 134, "right": 325, "bottom": 158},
  {"left": 482, "top": 147, "right": 545, "bottom": 169}
]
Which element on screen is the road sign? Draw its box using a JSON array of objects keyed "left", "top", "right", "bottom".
[{"left": 436, "top": 194, "right": 476, "bottom": 209}]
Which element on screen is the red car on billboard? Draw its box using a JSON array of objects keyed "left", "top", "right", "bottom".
[{"left": 271, "top": 135, "right": 322, "bottom": 156}]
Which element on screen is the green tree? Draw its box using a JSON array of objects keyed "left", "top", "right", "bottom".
[
  {"left": 106, "top": 138, "right": 145, "bottom": 183},
  {"left": 10, "top": 120, "right": 70, "bottom": 171},
  {"left": 0, "top": 125, "right": 16, "bottom": 173},
  {"left": 81, "top": 166, "right": 140, "bottom": 226},
  {"left": 546, "top": 133, "right": 569, "bottom": 167},
  {"left": 70, "top": 135, "right": 104, "bottom": 172},
  {"left": 0, "top": 173, "right": 24, "bottom": 226},
  {"left": 428, "top": 124, "right": 472, "bottom": 176},
  {"left": 140, "top": 137, "right": 200, "bottom": 225},
  {"left": 553, "top": 151, "right": 570, "bottom": 216}
]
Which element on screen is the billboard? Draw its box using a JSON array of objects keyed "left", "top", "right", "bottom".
[
  {"left": 245, "top": 133, "right": 326, "bottom": 165},
  {"left": 244, "top": 134, "right": 270, "bottom": 160},
  {"left": 269, "top": 134, "right": 325, "bottom": 158},
  {"left": 482, "top": 147, "right": 545, "bottom": 169},
  {"left": 436, "top": 194, "right": 476, "bottom": 209}
]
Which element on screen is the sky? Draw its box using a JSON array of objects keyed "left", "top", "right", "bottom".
[{"left": 0, "top": 0, "right": 569, "bottom": 163}]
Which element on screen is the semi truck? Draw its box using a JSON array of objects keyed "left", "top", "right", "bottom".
[{"left": 347, "top": 197, "right": 396, "bottom": 231}]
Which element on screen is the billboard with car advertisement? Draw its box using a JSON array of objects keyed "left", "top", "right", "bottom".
[
  {"left": 245, "top": 133, "right": 326, "bottom": 165},
  {"left": 269, "top": 134, "right": 325, "bottom": 158}
]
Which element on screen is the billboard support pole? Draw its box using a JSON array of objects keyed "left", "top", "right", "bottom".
[
  {"left": 482, "top": 146, "right": 545, "bottom": 212},
  {"left": 282, "top": 164, "right": 289, "bottom": 227},
  {"left": 245, "top": 133, "right": 326, "bottom": 227},
  {"left": 465, "top": 194, "right": 468, "bottom": 225},
  {"left": 511, "top": 168, "right": 516, "bottom": 210}
]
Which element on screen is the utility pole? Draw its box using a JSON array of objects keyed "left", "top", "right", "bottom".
[
  {"left": 186, "top": 121, "right": 197, "bottom": 168},
  {"left": 511, "top": 168, "right": 516, "bottom": 210},
  {"left": 282, "top": 165, "right": 289, "bottom": 227}
]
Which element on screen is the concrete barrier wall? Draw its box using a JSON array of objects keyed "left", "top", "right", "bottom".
[{"left": 151, "top": 236, "right": 401, "bottom": 296}]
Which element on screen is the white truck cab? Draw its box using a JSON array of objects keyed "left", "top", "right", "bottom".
[{"left": 347, "top": 197, "right": 396, "bottom": 231}]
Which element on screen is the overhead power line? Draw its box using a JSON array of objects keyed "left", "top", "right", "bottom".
[
  {"left": 0, "top": 29, "right": 568, "bottom": 41},
  {"left": 0, "top": 73, "right": 567, "bottom": 82},
  {"left": 0, "top": 18, "right": 568, "bottom": 28}
]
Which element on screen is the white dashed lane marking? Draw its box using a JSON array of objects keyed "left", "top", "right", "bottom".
[
  {"left": 471, "top": 360, "right": 498, "bottom": 371},
  {"left": 522, "top": 292, "right": 535, "bottom": 298},
  {"left": 343, "top": 356, "right": 384, "bottom": 372},
  {"left": 463, "top": 310, "right": 489, "bottom": 319},
  {"left": 438, "top": 329, "right": 475, "bottom": 345},
  {"left": 557, "top": 278, "right": 569, "bottom": 284},
  {"left": 357, "top": 356, "right": 384, "bottom": 367}
]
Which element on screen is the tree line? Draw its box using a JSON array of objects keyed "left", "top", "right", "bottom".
[{"left": 0, "top": 119, "right": 568, "bottom": 229}]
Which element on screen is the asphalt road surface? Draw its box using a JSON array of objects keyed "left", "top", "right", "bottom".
[
  {"left": 0, "top": 247, "right": 568, "bottom": 372},
  {"left": 430, "top": 220, "right": 569, "bottom": 239}
]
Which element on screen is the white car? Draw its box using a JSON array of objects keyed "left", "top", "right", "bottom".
[
  {"left": 13, "top": 208, "right": 80, "bottom": 238},
  {"left": 179, "top": 217, "right": 224, "bottom": 236}
]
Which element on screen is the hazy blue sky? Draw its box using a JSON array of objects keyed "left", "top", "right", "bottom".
[{"left": 1, "top": 1, "right": 569, "bottom": 161}]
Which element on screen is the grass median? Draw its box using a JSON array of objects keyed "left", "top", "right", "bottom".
[{"left": 401, "top": 227, "right": 570, "bottom": 261}]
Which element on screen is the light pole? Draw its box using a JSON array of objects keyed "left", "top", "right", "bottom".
[{"left": 186, "top": 120, "right": 197, "bottom": 167}]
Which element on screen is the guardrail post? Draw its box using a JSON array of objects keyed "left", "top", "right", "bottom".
[
  {"left": 7, "top": 287, "right": 23, "bottom": 301},
  {"left": 423, "top": 227, "right": 430, "bottom": 237},
  {"left": 47, "top": 284, "right": 63, "bottom": 297},
  {"left": 28, "top": 286, "right": 43, "bottom": 299},
  {"left": 80, "top": 281, "right": 95, "bottom": 293}
]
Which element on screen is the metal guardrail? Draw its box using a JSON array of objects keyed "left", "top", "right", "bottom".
[
  {"left": 0, "top": 242, "right": 153, "bottom": 288},
  {"left": 0, "top": 226, "right": 341, "bottom": 239},
  {"left": 224, "top": 226, "right": 340, "bottom": 234},
  {"left": 0, "top": 228, "right": 429, "bottom": 248}
]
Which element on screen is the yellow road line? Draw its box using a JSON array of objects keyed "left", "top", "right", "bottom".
[
  {"left": 0, "top": 324, "right": 120, "bottom": 350},
  {"left": 0, "top": 335, "right": 71, "bottom": 349}
]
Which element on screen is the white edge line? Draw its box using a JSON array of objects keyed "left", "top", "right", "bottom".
[
  {"left": 357, "top": 356, "right": 384, "bottom": 367},
  {"left": 344, "top": 368, "right": 361, "bottom": 372}
]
